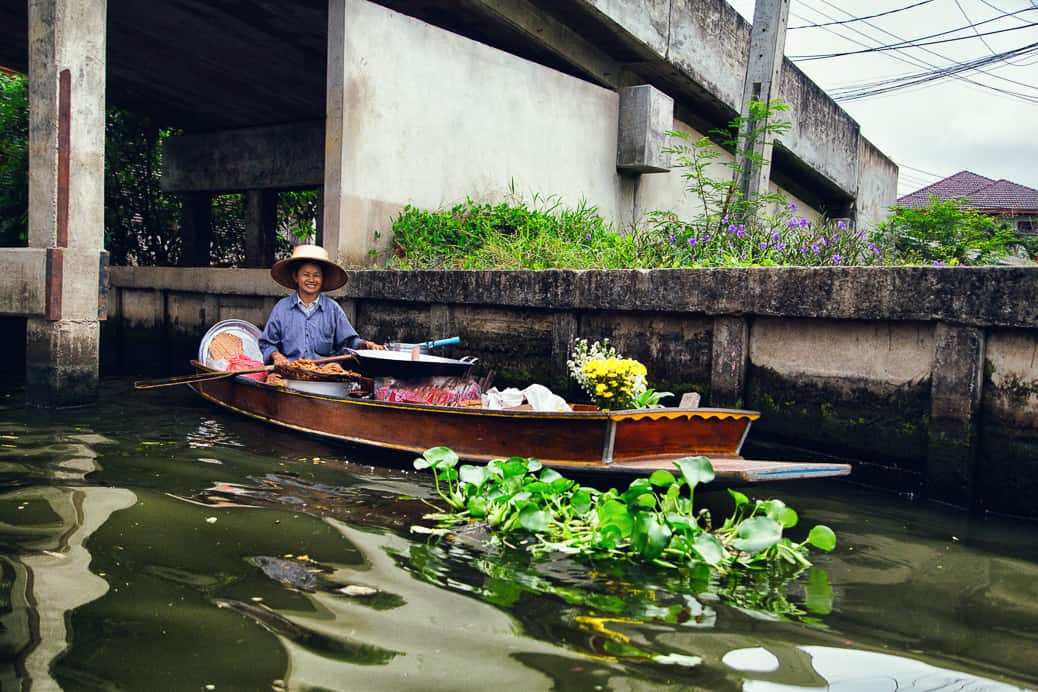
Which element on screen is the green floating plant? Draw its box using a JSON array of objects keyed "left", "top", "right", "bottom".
[{"left": 411, "top": 447, "right": 835, "bottom": 574}]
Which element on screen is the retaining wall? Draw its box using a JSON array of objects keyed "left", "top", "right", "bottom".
[{"left": 106, "top": 266, "right": 1038, "bottom": 517}]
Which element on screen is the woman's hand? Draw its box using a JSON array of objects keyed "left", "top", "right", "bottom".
[
  {"left": 364, "top": 340, "right": 386, "bottom": 351},
  {"left": 272, "top": 352, "right": 289, "bottom": 366}
]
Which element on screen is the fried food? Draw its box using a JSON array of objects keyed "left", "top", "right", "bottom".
[
  {"left": 208, "top": 332, "right": 244, "bottom": 361},
  {"left": 282, "top": 359, "right": 361, "bottom": 377}
]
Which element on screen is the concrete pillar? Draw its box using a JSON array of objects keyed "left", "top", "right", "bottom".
[
  {"left": 244, "top": 189, "right": 277, "bottom": 267},
  {"left": 927, "top": 323, "right": 986, "bottom": 509},
  {"left": 735, "top": 0, "right": 790, "bottom": 206},
  {"left": 711, "top": 316, "right": 750, "bottom": 408},
  {"left": 177, "top": 192, "right": 212, "bottom": 267},
  {"left": 314, "top": 186, "right": 324, "bottom": 246},
  {"left": 26, "top": 0, "right": 107, "bottom": 407},
  {"left": 323, "top": 0, "right": 367, "bottom": 266}
]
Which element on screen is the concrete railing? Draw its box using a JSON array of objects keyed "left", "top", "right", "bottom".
[{"left": 107, "top": 266, "right": 1038, "bottom": 517}]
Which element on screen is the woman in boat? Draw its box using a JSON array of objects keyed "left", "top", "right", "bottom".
[{"left": 259, "top": 244, "right": 385, "bottom": 366}]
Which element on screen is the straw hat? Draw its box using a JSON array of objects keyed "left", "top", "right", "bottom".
[{"left": 270, "top": 245, "right": 348, "bottom": 292}]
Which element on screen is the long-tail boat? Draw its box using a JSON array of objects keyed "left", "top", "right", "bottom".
[{"left": 187, "top": 361, "right": 851, "bottom": 486}]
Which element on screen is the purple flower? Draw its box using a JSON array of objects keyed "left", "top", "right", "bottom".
[
  {"left": 585, "top": 233, "right": 592, "bottom": 241},
  {"left": 688, "top": 237, "right": 698, "bottom": 246},
  {"left": 736, "top": 228, "right": 746, "bottom": 238},
  {"left": 771, "top": 231, "right": 781, "bottom": 242},
  {"left": 837, "top": 220, "right": 847, "bottom": 231},
  {"left": 777, "top": 243, "right": 787, "bottom": 250},
  {"left": 760, "top": 241, "right": 768, "bottom": 250},
  {"left": 669, "top": 234, "right": 676, "bottom": 244},
  {"left": 787, "top": 219, "right": 797, "bottom": 229},
  {"left": 703, "top": 234, "right": 711, "bottom": 243},
  {"left": 721, "top": 215, "right": 729, "bottom": 224},
  {"left": 832, "top": 254, "right": 841, "bottom": 265},
  {"left": 728, "top": 223, "right": 738, "bottom": 233},
  {"left": 933, "top": 260, "right": 944, "bottom": 267},
  {"left": 800, "top": 246, "right": 808, "bottom": 253},
  {"left": 811, "top": 244, "right": 820, "bottom": 254},
  {"left": 869, "top": 242, "right": 879, "bottom": 255},
  {"left": 833, "top": 234, "right": 840, "bottom": 242},
  {"left": 789, "top": 201, "right": 797, "bottom": 211},
  {"left": 799, "top": 218, "right": 809, "bottom": 228}
]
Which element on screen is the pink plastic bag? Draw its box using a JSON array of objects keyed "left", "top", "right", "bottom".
[{"left": 226, "top": 353, "right": 267, "bottom": 382}]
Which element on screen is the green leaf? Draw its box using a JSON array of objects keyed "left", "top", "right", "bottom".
[
  {"left": 539, "top": 468, "right": 563, "bottom": 483},
  {"left": 571, "top": 489, "right": 592, "bottom": 516},
  {"left": 597, "top": 500, "right": 634, "bottom": 539},
  {"left": 421, "top": 446, "right": 458, "bottom": 469},
  {"left": 634, "top": 493, "right": 657, "bottom": 509},
  {"left": 621, "top": 478, "right": 654, "bottom": 505},
  {"left": 759, "top": 499, "right": 798, "bottom": 529},
  {"left": 518, "top": 506, "right": 552, "bottom": 532},
  {"left": 727, "top": 488, "right": 749, "bottom": 509},
  {"left": 501, "top": 459, "right": 529, "bottom": 478},
  {"left": 467, "top": 495, "right": 489, "bottom": 518},
  {"left": 674, "top": 456, "right": 715, "bottom": 488},
  {"left": 691, "top": 532, "right": 725, "bottom": 566},
  {"left": 807, "top": 525, "right": 837, "bottom": 552},
  {"left": 731, "top": 516, "right": 783, "bottom": 554},
  {"left": 804, "top": 568, "right": 833, "bottom": 614},
  {"left": 631, "top": 513, "right": 671, "bottom": 559},
  {"left": 459, "top": 464, "right": 486, "bottom": 488},
  {"left": 649, "top": 470, "right": 676, "bottom": 488}
]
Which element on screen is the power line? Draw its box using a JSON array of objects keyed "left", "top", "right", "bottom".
[
  {"left": 793, "top": 0, "right": 1038, "bottom": 104},
  {"left": 788, "top": 0, "right": 935, "bottom": 29},
  {"left": 954, "top": 0, "right": 1033, "bottom": 66},
  {"left": 791, "top": 19, "right": 1038, "bottom": 61}
]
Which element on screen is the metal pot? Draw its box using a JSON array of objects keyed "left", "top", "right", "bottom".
[{"left": 349, "top": 349, "right": 476, "bottom": 378}]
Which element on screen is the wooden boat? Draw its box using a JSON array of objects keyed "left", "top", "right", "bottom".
[{"left": 188, "top": 361, "right": 851, "bottom": 485}]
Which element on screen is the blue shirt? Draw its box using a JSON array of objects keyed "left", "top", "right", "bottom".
[{"left": 259, "top": 294, "right": 363, "bottom": 363}]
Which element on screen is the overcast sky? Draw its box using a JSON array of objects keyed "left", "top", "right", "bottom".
[{"left": 727, "top": 0, "right": 1038, "bottom": 197}]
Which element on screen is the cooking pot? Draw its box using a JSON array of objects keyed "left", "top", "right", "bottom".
[{"left": 349, "top": 349, "right": 476, "bottom": 378}]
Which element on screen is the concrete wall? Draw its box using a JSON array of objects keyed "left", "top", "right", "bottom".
[
  {"left": 0, "top": 249, "right": 48, "bottom": 316},
  {"left": 107, "top": 265, "right": 1038, "bottom": 518},
  {"left": 339, "top": 0, "right": 626, "bottom": 259}
]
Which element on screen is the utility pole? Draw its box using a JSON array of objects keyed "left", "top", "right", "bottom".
[{"left": 735, "top": 0, "right": 790, "bottom": 208}]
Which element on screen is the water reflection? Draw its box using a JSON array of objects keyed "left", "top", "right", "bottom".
[
  {"left": 0, "top": 429, "right": 136, "bottom": 690},
  {"left": 0, "top": 381, "right": 1035, "bottom": 691}
]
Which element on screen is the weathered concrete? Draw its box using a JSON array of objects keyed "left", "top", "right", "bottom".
[
  {"left": 736, "top": 0, "right": 790, "bottom": 203},
  {"left": 177, "top": 192, "right": 213, "bottom": 267},
  {"left": 0, "top": 249, "right": 48, "bottom": 316},
  {"left": 25, "top": 0, "right": 107, "bottom": 407},
  {"left": 711, "top": 316, "right": 749, "bottom": 407},
  {"left": 162, "top": 122, "right": 324, "bottom": 193},
  {"left": 616, "top": 85, "right": 673, "bottom": 174},
  {"left": 856, "top": 136, "right": 899, "bottom": 230},
  {"left": 928, "top": 324, "right": 985, "bottom": 509},
  {"left": 243, "top": 190, "right": 277, "bottom": 268},
  {"left": 105, "top": 265, "right": 1038, "bottom": 516}
]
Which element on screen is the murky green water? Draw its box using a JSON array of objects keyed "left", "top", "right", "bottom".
[{"left": 1, "top": 380, "right": 1035, "bottom": 691}]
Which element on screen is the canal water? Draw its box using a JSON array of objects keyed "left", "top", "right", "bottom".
[{"left": 1, "top": 379, "right": 1035, "bottom": 691}]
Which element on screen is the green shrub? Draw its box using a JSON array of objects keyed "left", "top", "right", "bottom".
[{"left": 874, "top": 196, "right": 1021, "bottom": 266}]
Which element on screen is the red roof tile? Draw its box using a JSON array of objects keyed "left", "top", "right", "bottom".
[{"left": 898, "top": 170, "right": 1038, "bottom": 212}]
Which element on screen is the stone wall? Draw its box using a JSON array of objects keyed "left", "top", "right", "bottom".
[{"left": 106, "top": 266, "right": 1038, "bottom": 518}]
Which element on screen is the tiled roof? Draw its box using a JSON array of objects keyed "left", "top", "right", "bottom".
[{"left": 898, "top": 170, "right": 1038, "bottom": 211}]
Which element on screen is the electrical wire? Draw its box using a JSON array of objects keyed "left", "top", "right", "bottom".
[
  {"left": 787, "top": 0, "right": 935, "bottom": 29},
  {"left": 794, "top": 0, "right": 1038, "bottom": 104},
  {"left": 790, "top": 19, "right": 1038, "bottom": 60}
]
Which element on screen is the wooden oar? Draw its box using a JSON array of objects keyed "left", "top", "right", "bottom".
[{"left": 133, "top": 354, "right": 357, "bottom": 390}]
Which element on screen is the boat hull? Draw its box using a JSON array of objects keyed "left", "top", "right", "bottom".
[{"left": 193, "top": 370, "right": 851, "bottom": 484}]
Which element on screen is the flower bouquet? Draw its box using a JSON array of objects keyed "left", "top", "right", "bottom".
[{"left": 567, "top": 338, "right": 672, "bottom": 410}]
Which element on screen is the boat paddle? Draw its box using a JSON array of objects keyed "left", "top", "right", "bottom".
[{"left": 133, "top": 353, "right": 358, "bottom": 390}]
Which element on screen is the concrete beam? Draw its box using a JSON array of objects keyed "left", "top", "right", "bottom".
[
  {"left": 177, "top": 192, "right": 213, "bottom": 267},
  {"left": 616, "top": 85, "right": 673, "bottom": 174},
  {"left": 0, "top": 249, "right": 48, "bottom": 316},
  {"left": 26, "top": 0, "right": 107, "bottom": 406},
  {"left": 161, "top": 121, "right": 324, "bottom": 193},
  {"left": 927, "top": 323, "right": 986, "bottom": 509},
  {"left": 711, "top": 315, "right": 750, "bottom": 407},
  {"left": 243, "top": 190, "right": 277, "bottom": 268},
  {"left": 323, "top": 0, "right": 358, "bottom": 265}
]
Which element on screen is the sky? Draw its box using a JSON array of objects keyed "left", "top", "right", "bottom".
[{"left": 726, "top": 0, "right": 1038, "bottom": 197}]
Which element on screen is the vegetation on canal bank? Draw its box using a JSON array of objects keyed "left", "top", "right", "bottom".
[{"left": 411, "top": 447, "right": 836, "bottom": 575}]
